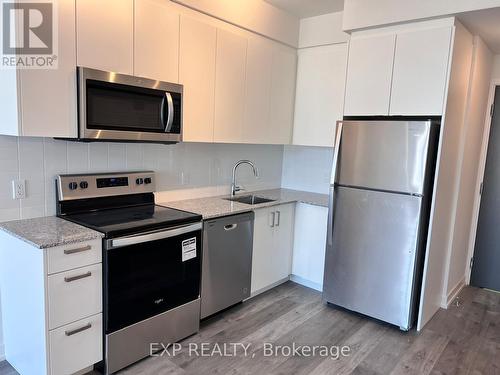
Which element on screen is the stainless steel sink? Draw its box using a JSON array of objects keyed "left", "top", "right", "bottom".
[{"left": 224, "top": 195, "right": 276, "bottom": 205}]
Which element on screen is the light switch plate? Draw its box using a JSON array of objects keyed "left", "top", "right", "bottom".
[{"left": 12, "top": 180, "right": 26, "bottom": 199}]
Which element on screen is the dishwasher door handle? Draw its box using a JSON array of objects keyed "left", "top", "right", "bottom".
[{"left": 224, "top": 224, "right": 238, "bottom": 231}]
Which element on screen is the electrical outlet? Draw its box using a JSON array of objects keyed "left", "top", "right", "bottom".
[{"left": 12, "top": 180, "right": 26, "bottom": 200}]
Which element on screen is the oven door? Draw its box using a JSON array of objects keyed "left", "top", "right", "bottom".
[
  {"left": 78, "top": 67, "right": 182, "bottom": 143},
  {"left": 103, "top": 222, "right": 201, "bottom": 334}
]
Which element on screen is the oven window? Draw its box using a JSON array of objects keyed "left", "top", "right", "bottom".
[
  {"left": 86, "top": 80, "right": 167, "bottom": 133},
  {"left": 105, "top": 229, "right": 201, "bottom": 333}
]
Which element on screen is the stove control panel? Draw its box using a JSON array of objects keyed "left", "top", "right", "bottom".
[{"left": 57, "top": 171, "right": 155, "bottom": 201}]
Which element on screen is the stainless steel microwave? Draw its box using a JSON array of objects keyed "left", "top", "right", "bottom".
[{"left": 77, "top": 67, "right": 183, "bottom": 143}]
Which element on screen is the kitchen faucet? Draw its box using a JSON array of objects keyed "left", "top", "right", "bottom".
[{"left": 231, "top": 160, "right": 259, "bottom": 196}]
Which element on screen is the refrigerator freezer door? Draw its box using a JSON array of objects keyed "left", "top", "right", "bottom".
[
  {"left": 336, "top": 121, "right": 431, "bottom": 194},
  {"left": 323, "top": 186, "right": 422, "bottom": 330}
]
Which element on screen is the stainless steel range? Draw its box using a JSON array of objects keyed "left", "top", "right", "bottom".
[{"left": 56, "top": 171, "right": 202, "bottom": 374}]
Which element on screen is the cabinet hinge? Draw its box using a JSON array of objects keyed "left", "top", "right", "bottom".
[
  {"left": 480, "top": 182, "right": 484, "bottom": 195},
  {"left": 470, "top": 257, "right": 474, "bottom": 269},
  {"left": 490, "top": 104, "right": 495, "bottom": 117}
]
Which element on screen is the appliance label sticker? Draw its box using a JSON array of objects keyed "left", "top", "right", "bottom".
[{"left": 182, "top": 238, "right": 197, "bottom": 261}]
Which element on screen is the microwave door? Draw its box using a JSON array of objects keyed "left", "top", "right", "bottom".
[{"left": 78, "top": 67, "right": 183, "bottom": 143}]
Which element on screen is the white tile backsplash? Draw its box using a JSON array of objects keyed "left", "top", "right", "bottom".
[
  {"left": 0, "top": 135, "right": 285, "bottom": 222},
  {"left": 281, "top": 145, "right": 333, "bottom": 194}
]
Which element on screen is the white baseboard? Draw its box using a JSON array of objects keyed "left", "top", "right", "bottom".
[
  {"left": 290, "top": 275, "right": 323, "bottom": 292},
  {"left": 443, "top": 277, "right": 466, "bottom": 308}
]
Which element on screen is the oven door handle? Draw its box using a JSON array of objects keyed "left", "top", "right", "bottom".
[{"left": 106, "top": 222, "right": 202, "bottom": 249}]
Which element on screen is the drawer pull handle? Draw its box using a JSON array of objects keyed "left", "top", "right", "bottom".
[
  {"left": 64, "top": 271, "right": 92, "bottom": 283},
  {"left": 65, "top": 323, "right": 92, "bottom": 336},
  {"left": 224, "top": 224, "right": 237, "bottom": 231},
  {"left": 64, "top": 245, "right": 91, "bottom": 255}
]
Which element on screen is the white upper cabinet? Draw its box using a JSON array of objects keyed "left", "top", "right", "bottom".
[
  {"left": 0, "top": 0, "right": 77, "bottom": 137},
  {"left": 344, "top": 34, "right": 396, "bottom": 116},
  {"left": 134, "top": 0, "right": 179, "bottom": 82},
  {"left": 76, "top": 0, "right": 134, "bottom": 74},
  {"left": 389, "top": 27, "right": 452, "bottom": 115},
  {"left": 213, "top": 28, "right": 248, "bottom": 143},
  {"left": 345, "top": 23, "right": 454, "bottom": 117},
  {"left": 269, "top": 44, "right": 296, "bottom": 144},
  {"left": 179, "top": 16, "right": 217, "bottom": 142},
  {"left": 242, "top": 36, "right": 273, "bottom": 144},
  {"left": 293, "top": 43, "right": 348, "bottom": 147}
]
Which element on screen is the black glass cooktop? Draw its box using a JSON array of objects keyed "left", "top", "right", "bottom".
[{"left": 63, "top": 204, "right": 201, "bottom": 238}]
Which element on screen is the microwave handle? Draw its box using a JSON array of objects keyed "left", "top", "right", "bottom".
[{"left": 165, "top": 92, "right": 174, "bottom": 132}]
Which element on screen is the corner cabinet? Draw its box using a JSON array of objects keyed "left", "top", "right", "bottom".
[
  {"left": 344, "top": 23, "right": 453, "bottom": 116},
  {"left": 0, "top": 234, "right": 103, "bottom": 375},
  {"left": 251, "top": 203, "right": 295, "bottom": 295}
]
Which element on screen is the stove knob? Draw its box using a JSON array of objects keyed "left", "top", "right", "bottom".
[
  {"left": 136, "top": 178, "right": 144, "bottom": 185},
  {"left": 144, "top": 177, "right": 152, "bottom": 184},
  {"left": 80, "top": 181, "right": 89, "bottom": 189},
  {"left": 68, "top": 182, "right": 78, "bottom": 190}
]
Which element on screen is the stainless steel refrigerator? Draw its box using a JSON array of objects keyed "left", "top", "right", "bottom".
[{"left": 323, "top": 119, "right": 439, "bottom": 331}]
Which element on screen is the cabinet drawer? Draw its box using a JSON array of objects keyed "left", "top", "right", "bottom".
[
  {"left": 48, "top": 264, "right": 102, "bottom": 329},
  {"left": 47, "top": 239, "right": 101, "bottom": 274},
  {"left": 49, "top": 313, "right": 103, "bottom": 375}
]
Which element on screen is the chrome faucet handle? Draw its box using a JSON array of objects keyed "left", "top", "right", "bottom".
[{"left": 234, "top": 185, "right": 244, "bottom": 193}]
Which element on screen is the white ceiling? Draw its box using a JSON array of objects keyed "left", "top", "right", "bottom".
[
  {"left": 459, "top": 7, "right": 500, "bottom": 53},
  {"left": 264, "top": 0, "right": 344, "bottom": 19}
]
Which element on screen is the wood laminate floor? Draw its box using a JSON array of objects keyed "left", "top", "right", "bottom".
[{"left": 1, "top": 282, "right": 499, "bottom": 375}]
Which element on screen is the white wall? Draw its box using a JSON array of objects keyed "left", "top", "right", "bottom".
[
  {"left": 343, "top": 0, "right": 500, "bottom": 31},
  {"left": 281, "top": 145, "right": 333, "bottom": 194},
  {"left": 171, "top": 0, "right": 300, "bottom": 47},
  {"left": 444, "top": 36, "right": 493, "bottom": 301}
]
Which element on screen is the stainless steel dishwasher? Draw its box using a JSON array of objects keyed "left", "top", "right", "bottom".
[{"left": 201, "top": 212, "right": 254, "bottom": 319}]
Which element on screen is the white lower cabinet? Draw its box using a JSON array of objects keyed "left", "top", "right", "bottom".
[
  {"left": 291, "top": 203, "right": 328, "bottom": 291},
  {"left": 251, "top": 203, "right": 295, "bottom": 294},
  {"left": 0, "top": 233, "right": 103, "bottom": 375}
]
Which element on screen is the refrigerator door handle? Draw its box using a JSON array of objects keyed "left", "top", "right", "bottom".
[{"left": 327, "top": 121, "right": 343, "bottom": 246}]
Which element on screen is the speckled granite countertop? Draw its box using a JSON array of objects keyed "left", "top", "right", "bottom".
[
  {"left": 159, "top": 188, "right": 329, "bottom": 220},
  {"left": 0, "top": 216, "right": 103, "bottom": 249}
]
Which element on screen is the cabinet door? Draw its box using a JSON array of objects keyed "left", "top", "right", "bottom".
[
  {"left": 134, "top": 0, "right": 179, "bottom": 82},
  {"left": 344, "top": 34, "right": 396, "bottom": 116},
  {"left": 272, "top": 203, "right": 295, "bottom": 281},
  {"left": 242, "top": 36, "right": 272, "bottom": 144},
  {"left": 251, "top": 207, "right": 274, "bottom": 294},
  {"left": 213, "top": 29, "right": 247, "bottom": 143},
  {"left": 179, "top": 16, "right": 216, "bottom": 142},
  {"left": 390, "top": 27, "right": 452, "bottom": 115},
  {"left": 269, "top": 44, "right": 296, "bottom": 144},
  {"left": 293, "top": 43, "right": 347, "bottom": 147},
  {"left": 19, "top": 0, "right": 76, "bottom": 137},
  {"left": 76, "top": 0, "right": 133, "bottom": 74}
]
